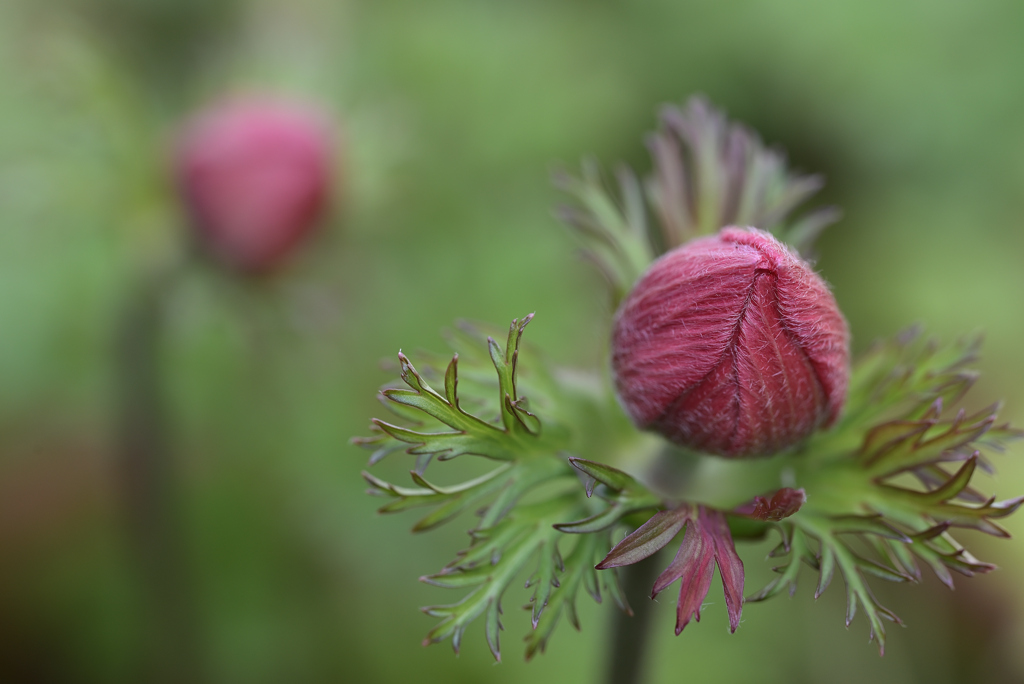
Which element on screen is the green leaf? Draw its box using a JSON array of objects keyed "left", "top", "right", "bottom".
[
  {"left": 420, "top": 499, "right": 568, "bottom": 657},
  {"left": 861, "top": 406, "right": 997, "bottom": 477},
  {"left": 839, "top": 332, "right": 981, "bottom": 432},
  {"left": 553, "top": 98, "right": 839, "bottom": 306},
  {"left": 552, "top": 161, "right": 653, "bottom": 304},
  {"left": 566, "top": 456, "right": 642, "bottom": 493},
  {"left": 831, "top": 538, "right": 902, "bottom": 656},
  {"left": 815, "top": 542, "right": 836, "bottom": 599},
  {"left": 649, "top": 98, "right": 837, "bottom": 249},
  {"left": 524, "top": 531, "right": 630, "bottom": 660},
  {"left": 555, "top": 457, "right": 661, "bottom": 533},
  {"left": 357, "top": 315, "right": 642, "bottom": 659},
  {"left": 827, "top": 515, "right": 910, "bottom": 542},
  {"left": 747, "top": 526, "right": 814, "bottom": 602}
]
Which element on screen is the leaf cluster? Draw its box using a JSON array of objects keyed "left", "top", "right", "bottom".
[
  {"left": 744, "top": 332, "right": 1023, "bottom": 654},
  {"left": 554, "top": 96, "right": 840, "bottom": 305},
  {"left": 354, "top": 316, "right": 640, "bottom": 660}
]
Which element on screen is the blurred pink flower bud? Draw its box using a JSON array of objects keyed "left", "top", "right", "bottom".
[
  {"left": 612, "top": 227, "right": 849, "bottom": 457},
  {"left": 176, "top": 97, "right": 333, "bottom": 273}
]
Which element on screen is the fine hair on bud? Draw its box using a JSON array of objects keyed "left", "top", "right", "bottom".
[
  {"left": 175, "top": 96, "right": 334, "bottom": 274},
  {"left": 612, "top": 227, "right": 849, "bottom": 458}
]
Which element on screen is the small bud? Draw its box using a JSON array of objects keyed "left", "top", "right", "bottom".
[
  {"left": 736, "top": 487, "right": 807, "bottom": 521},
  {"left": 175, "top": 97, "right": 333, "bottom": 273},
  {"left": 612, "top": 228, "right": 849, "bottom": 457}
]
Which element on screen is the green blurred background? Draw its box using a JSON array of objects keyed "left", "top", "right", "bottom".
[{"left": 3, "top": 1, "right": 1024, "bottom": 682}]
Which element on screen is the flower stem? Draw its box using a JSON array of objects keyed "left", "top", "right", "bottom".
[
  {"left": 114, "top": 255, "right": 205, "bottom": 683},
  {"left": 604, "top": 551, "right": 663, "bottom": 684}
]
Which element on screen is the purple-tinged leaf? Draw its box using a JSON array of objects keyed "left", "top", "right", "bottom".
[
  {"left": 396, "top": 351, "right": 442, "bottom": 399},
  {"left": 505, "top": 393, "right": 542, "bottom": 435},
  {"left": 485, "top": 599, "right": 502, "bottom": 662},
  {"left": 859, "top": 419, "right": 932, "bottom": 467},
  {"left": 443, "top": 354, "right": 460, "bottom": 406},
  {"left": 865, "top": 410, "right": 995, "bottom": 477},
  {"left": 912, "top": 522, "right": 951, "bottom": 542},
  {"left": 913, "top": 464, "right": 987, "bottom": 503},
  {"left": 650, "top": 517, "right": 716, "bottom": 635},
  {"left": 882, "top": 489, "right": 1024, "bottom": 537},
  {"left": 596, "top": 505, "right": 692, "bottom": 569},
  {"left": 917, "top": 455, "right": 978, "bottom": 505},
  {"left": 651, "top": 518, "right": 702, "bottom": 597},
  {"left": 705, "top": 509, "right": 745, "bottom": 632},
  {"left": 869, "top": 537, "right": 922, "bottom": 584},
  {"left": 735, "top": 488, "right": 806, "bottom": 521},
  {"left": 646, "top": 507, "right": 746, "bottom": 635},
  {"left": 945, "top": 549, "right": 997, "bottom": 577},
  {"left": 989, "top": 495, "right": 1024, "bottom": 516},
  {"left": 675, "top": 552, "right": 716, "bottom": 635},
  {"left": 919, "top": 552, "right": 956, "bottom": 589}
]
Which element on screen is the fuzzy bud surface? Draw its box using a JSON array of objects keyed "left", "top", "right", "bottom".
[
  {"left": 612, "top": 227, "right": 849, "bottom": 457},
  {"left": 176, "top": 97, "right": 332, "bottom": 273}
]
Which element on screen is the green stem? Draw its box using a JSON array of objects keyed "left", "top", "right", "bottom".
[
  {"left": 600, "top": 445, "right": 704, "bottom": 684},
  {"left": 604, "top": 554, "right": 663, "bottom": 684},
  {"left": 115, "top": 256, "right": 205, "bottom": 683}
]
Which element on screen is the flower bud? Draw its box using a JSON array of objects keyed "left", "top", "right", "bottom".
[
  {"left": 175, "top": 97, "right": 333, "bottom": 273},
  {"left": 612, "top": 227, "right": 849, "bottom": 457}
]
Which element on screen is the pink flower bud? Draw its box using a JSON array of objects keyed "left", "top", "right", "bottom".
[
  {"left": 612, "top": 227, "right": 849, "bottom": 457},
  {"left": 176, "top": 97, "right": 333, "bottom": 273}
]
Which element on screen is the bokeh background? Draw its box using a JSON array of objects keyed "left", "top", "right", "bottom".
[{"left": 3, "top": 1, "right": 1024, "bottom": 682}]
